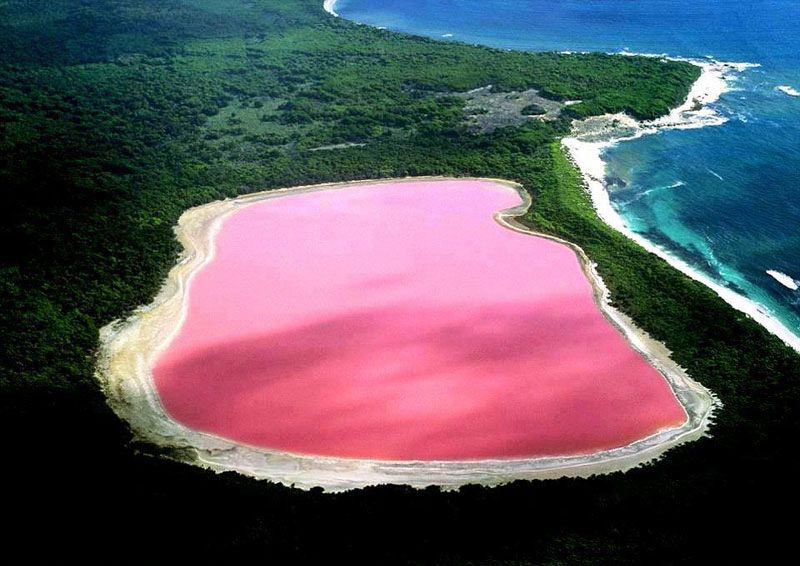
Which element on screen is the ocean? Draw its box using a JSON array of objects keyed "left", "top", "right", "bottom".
[{"left": 331, "top": 0, "right": 800, "bottom": 348}]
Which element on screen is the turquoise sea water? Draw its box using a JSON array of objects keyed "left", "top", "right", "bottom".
[{"left": 335, "top": 0, "right": 800, "bottom": 341}]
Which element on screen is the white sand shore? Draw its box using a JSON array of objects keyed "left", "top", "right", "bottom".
[
  {"left": 323, "top": 0, "right": 339, "bottom": 18},
  {"left": 96, "top": 177, "right": 717, "bottom": 492},
  {"left": 563, "top": 57, "right": 800, "bottom": 354}
]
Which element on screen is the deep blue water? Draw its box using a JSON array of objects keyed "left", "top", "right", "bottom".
[{"left": 335, "top": 0, "right": 800, "bottom": 340}]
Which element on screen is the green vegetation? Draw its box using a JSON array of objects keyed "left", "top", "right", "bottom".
[{"left": 1, "top": 0, "right": 795, "bottom": 563}]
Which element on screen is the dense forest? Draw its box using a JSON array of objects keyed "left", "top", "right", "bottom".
[{"left": 1, "top": 0, "right": 798, "bottom": 563}]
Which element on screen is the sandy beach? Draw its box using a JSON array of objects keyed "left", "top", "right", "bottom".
[
  {"left": 323, "top": 0, "right": 338, "bottom": 17},
  {"left": 563, "top": 57, "right": 800, "bottom": 354},
  {"left": 97, "top": 177, "right": 716, "bottom": 492}
]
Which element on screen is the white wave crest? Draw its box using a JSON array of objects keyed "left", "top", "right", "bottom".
[
  {"left": 767, "top": 270, "right": 799, "bottom": 291},
  {"left": 777, "top": 85, "right": 800, "bottom": 97},
  {"left": 619, "top": 181, "right": 685, "bottom": 205}
]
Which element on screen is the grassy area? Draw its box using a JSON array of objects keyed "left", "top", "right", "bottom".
[{"left": 1, "top": 0, "right": 796, "bottom": 563}]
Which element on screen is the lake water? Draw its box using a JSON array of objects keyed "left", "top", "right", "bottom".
[
  {"left": 334, "top": 0, "right": 800, "bottom": 344},
  {"left": 153, "top": 180, "right": 684, "bottom": 460}
]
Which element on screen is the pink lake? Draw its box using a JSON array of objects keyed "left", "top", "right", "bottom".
[{"left": 153, "top": 180, "right": 686, "bottom": 461}]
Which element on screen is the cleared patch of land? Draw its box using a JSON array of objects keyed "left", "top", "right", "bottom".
[{"left": 452, "top": 85, "right": 566, "bottom": 133}]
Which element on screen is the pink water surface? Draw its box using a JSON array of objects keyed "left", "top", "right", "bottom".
[{"left": 153, "top": 180, "right": 686, "bottom": 461}]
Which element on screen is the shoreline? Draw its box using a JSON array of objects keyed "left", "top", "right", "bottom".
[
  {"left": 563, "top": 57, "right": 800, "bottom": 354},
  {"left": 320, "top": 0, "right": 798, "bottom": 351},
  {"left": 96, "top": 177, "right": 717, "bottom": 492}
]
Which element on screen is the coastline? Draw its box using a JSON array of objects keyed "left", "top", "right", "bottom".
[
  {"left": 320, "top": 0, "right": 798, "bottom": 352},
  {"left": 96, "top": 177, "right": 717, "bottom": 492},
  {"left": 563, "top": 57, "right": 800, "bottom": 354}
]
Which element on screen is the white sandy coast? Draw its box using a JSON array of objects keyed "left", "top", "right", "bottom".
[
  {"left": 563, "top": 57, "right": 800, "bottom": 354},
  {"left": 323, "top": 0, "right": 339, "bottom": 17},
  {"left": 96, "top": 177, "right": 717, "bottom": 492}
]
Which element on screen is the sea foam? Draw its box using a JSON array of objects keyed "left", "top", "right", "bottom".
[
  {"left": 618, "top": 181, "right": 685, "bottom": 206},
  {"left": 767, "top": 270, "right": 799, "bottom": 291},
  {"left": 777, "top": 85, "right": 800, "bottom": 97}
]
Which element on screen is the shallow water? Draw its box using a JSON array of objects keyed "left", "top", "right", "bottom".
[
  {"left": 153, "top": 181, "right": 684, "bottom": 460},
  {"left": 335, "top": 0, "right": 800, "bottom": 339}
]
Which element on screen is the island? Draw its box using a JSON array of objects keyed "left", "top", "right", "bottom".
[{"left": 3, "top": 0, "right": 798, "bottom": 562}]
